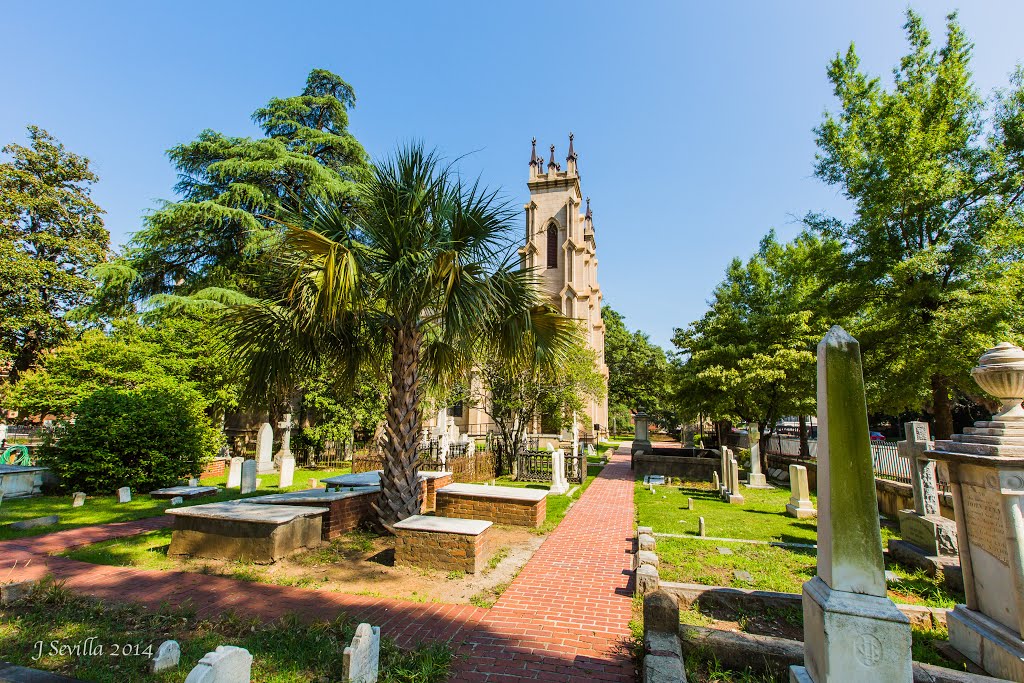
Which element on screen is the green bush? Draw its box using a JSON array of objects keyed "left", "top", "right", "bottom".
[{"left": 42, "top": 381, "right": 223, "bottom": 494}]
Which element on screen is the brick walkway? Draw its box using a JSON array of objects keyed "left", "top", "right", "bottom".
[{"left": 0, "top": 445, "right": 637, "bottom": 682}]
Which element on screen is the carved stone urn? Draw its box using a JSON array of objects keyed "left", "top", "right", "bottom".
[{"left": 972, "top": 341, "right": 1024, "bottom": 421}]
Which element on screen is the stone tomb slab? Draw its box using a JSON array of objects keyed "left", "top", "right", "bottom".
[
  {"left": 150, "top": 485, "right": 219, "bottom": 500},
  {"left": 165, "top": 502, "right": 326, "bottom": 563},
  {"left": 321, "top": 470, "right": 452, "bottom": 513},
  {"left": 240, "top": 488, "right": 380, "bottom": 540},
  {"left": 393, "top": 514, "right": 493, "bottom": 573},
  {"left": 0, "top": 465, "right": 48, "bottom": 498},
  {"left": 435, "top": 483, "right": 547, "bottom": 528}
]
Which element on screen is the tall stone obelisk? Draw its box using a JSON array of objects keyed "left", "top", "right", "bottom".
[{"left": 790, "top": 326, "right": 912, "bottom": 683}]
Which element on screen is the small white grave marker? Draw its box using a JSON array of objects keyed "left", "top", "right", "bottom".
[
  {"left": 150, "top": 639, "right": 180, "bottom": 673},
  {"left": 170, "top": 496, "right": 184, "bottom": 506},
  {"left": 188, "top": 478, "right": 199, "bottom": 487},
  {"left": 184, "top": 645, "right": 252, "bottom": 683},
  {"left": 117, "top": 487, "right": 132, "bottom": 503},
  {"left": 278, "top": 455, "right": 295, "bottom": 488},
  {"left": 72, "top": 492, "right": 86, "bottom": 507},
  {"left": 342, "top": 623, "right": 380, "bottom": 683}
]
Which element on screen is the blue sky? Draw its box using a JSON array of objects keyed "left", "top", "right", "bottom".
[{"left": 4, "top": 2, "right": 1023, "bottom": 350}]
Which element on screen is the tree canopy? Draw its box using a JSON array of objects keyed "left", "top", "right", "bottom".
[{"left": 602, "top": 306, "right": 670, "bottom": 424}]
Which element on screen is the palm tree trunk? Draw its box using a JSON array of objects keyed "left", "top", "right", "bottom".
[{"left": 375, "top": 324, "right": 423, "bottom": 527}]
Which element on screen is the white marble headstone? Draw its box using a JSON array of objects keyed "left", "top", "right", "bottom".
[
  {"left": 117, "top": 487, "right": 132, "bottom": 503},
  {"left": 278, "top": 456, "right": 295, "bottom": 489},
  {"left": 227, "top": 457, "right": 243, "bottom": 488},
  {"left": 184, "top": 645, "right": 252, "bottom": 683},
  {"left": 240, "top": 460, "right": 257, "bottom": 495},
  {"left": 342, "top": 623, "right": 380, "bottom": 683},
  {"left": 255, "top": 422, "right": 275, "bottom": 474},
  {"left": 150, "top": 639, "right": 180, "bottom": 673},
  {"left": 72, "top": 492, "right": 86, "bottom": 507}
]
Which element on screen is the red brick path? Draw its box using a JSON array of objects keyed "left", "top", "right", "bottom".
[{"left": 0, "top": 445, "right": 637, "bottom": 682}]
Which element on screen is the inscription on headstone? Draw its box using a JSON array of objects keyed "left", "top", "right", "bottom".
[{"left": 962, "top": 484, "right": 1008, "bottom": 565}]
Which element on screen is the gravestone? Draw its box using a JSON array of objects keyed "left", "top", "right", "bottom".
[
  {"left": 631, "top": 411, "right": 653, "bottom": 456},
  {"left": 117, "top": 487, "right": 131, "bottom": 503},
  {"left": 255, "top": 422, "right": 275, "bottom": 474},
  {"left": 550, "top": 449, "right": 569, "bottom": 494},
  {"left": 188, "top": 478, "right": 199, "bottom": 487},
  {"left": 240, "top": 460, "right": 257, "bottom": 495},
  {"left": 170, "top": 496, "right": 184, "bottom": 505},
  {"left": 790, "top": 326, "right": 912, "bottom": 683},
  {"left": 786, "top": 465, "right": 816, "bottom": 519},
  {"left": 719, "top": 447, "right": 730, "bottom": 498},
  {"left": 746, "top": 422, "right": 769, "bottom": 488},
  {"left": 726, "top": 457, "right": 744, "bottom": 505},
  {"left": 150, "top": 640, "right": 180, "bottom": 674},
  {"left": 698, "top": 516, "right": 706, "bottom": 537},
  {"left": 308, "top": 478, "right": 318, "bottom": 489},
  {"left": 891, "top": 421, "right": 958, "bottom": 559},
  {"left": 342, "top": 623, "right": 380, "bottom": 683},
  {"left": 72, "top": 492, "right": 86, "bottom": 507},
  {"left": 8, "top": 515, "right": 58, "bottom": 530},
  {"left": 278, "top": 456, "right": 295, "bottom": 489},
  {"left": 227, "top": 457, "right": 243, "bottom": 488},
  {"left": 926, "top": 341, "right": 1024, "bottom": 680},
  {"left": 687, "top": 497, "right": 694, "bottom": 511},
  {"left": 274, "top": 413, "right": 293, "bottom": 468},
  {"left": 184, "top": 645, "right": 252, "bottom": 683},
  {"left": 712, "top": 471, "right": 720, "bottom": 491}
]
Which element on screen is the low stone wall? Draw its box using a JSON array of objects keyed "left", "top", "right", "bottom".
[
  {"left": 435, "top": 490, "right": 546, "bottom": 528},
  {"left": 199, "top": 457, "right": 229, "bottom": 480},
  {"left": 633, "top": 453, "right": 717, "bottom": 482}
]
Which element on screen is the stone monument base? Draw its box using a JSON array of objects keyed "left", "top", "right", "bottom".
[
  {"left": 887, "top": 539, "right": 963, "bottom": 592},
  {"left": 785, "top": 502, "right": 817, "bottom": 519},
  {"left": 801, "top": 576, "right": 913, "bottom": 682},
  {"left": 745, "top": 473, "right": 772, "bottom": 489},
  {"left": 947, "top": 604, "right": 1024, "bottom": 681},
  {"left": 631, "top": 439, "right": 652, "bottom": 456},
  {"left": 725, "top": 493, "right": 744, "bottom": 505},
  {"left": 895, "top": 509, "right": 957, "bottom": 557}
]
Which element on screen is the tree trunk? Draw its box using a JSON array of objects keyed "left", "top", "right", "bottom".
[
  {"left": 375, "top": 324, "right": 423, "bottom": 528},
  {"left": 799, "top": 415, "right": 810, "bottom": 459},
  {"left": 931, "top": 373, "right": 953, "bottom": 440}
]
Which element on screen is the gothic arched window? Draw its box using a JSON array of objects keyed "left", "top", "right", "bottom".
[{"left": 546, "top": 225, "right": 558, "bottom": 269}]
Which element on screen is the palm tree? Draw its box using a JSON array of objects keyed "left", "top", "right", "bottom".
[{"left": 220, "top": 144, "right": 579, "bottom": 526}]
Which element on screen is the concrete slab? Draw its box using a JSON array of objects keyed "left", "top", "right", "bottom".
[
  {"left": 239, "top": 488, "right": 378, "bottom": 504},
  {"left": 436, "top": 483, "right": 547, "bottom": 502},
  {"left": 149, "top": 485, "right": 219, "bottom": 500},
  {"left": 165, "top": 502, "right": 328, "bottom": 523},
  {"left": 393, "top": 514, "right": 491, "bottom": 536}
]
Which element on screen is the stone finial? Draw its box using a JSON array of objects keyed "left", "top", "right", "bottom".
[
  {"left": 548, "top": 144, "right": 557, "bottom": 171},
  {"left": 971, "top": 341, "right": 1024, "bottom": 421},
  {"left": 585, "top": 196, "right": 592, "bottom": 221},
  {"left": 529, "top": 137, "right": 538, "bottom": 165},
  {"left": 566, "top": 132, "right": 576, "bottom": 161}
]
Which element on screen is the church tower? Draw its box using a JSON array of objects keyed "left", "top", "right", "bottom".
[{"left": 519, "top": 134, "right": 609, "bottom": 435}]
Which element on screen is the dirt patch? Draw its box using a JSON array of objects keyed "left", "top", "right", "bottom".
[
  {"left": 687, "top": 600, "right": 804, "bottom": 641},
  {"left": 178, "top": 526, "right": 545, "bottom": 606}
]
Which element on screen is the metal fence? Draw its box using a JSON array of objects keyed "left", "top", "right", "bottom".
[
  {"left": 764, "top": 436, "right": 925, "bottom": 487},
  {"left": 353, "top": 442, "right": 497, "bottom": 484},
  {"left": 514, "top": 449, "right": 586, "bottom": 485}
]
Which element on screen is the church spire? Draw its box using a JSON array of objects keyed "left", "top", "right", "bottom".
[
  {"left": 585, "top": 196, "right": 592, "bottom": 221},
  {"left": 548, "top": 144, "right": 558, "bottom": 172},
  {"left": 529, "top": 137, "right": 539, "bottom": 179},
  {"left": 566, "top": 133, "right": 578, "bottom": 175}
]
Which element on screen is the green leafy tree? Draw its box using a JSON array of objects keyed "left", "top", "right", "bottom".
[
  {"left": 121, "top": 69, "right": 369, "bottom": 301},
  {"left": 0, "top": 126, "right": 108, "bottom": 377},
  {"left": 808, "top": 10, "right": 1024, "bottom": 437},
  {"left": 474, "top": 341, "right": 606, "bottom": 474},
  {"left": 296, "top": 367, "right": 387, "bottom": 458},
  {"left": 672, "top": 231, "right": 837, "bottom": 460},
  {"left": 41, "top": 380, "right": 223, "bottom": 493},
  {"left": 219, "top": 144, "right": 578, "bottom": 526},
  {"left": 602, "top": 306, "right": 670, "bottom": 424}
]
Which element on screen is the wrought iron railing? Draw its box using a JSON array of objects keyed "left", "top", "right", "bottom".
[{"left": 515, "top": 449, "right": 585, "bottom": 485}]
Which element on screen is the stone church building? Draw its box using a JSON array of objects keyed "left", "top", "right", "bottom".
[{"left": 431, "top": 136, "right": 609, "bottom": 440}]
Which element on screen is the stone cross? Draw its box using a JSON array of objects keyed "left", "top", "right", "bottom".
[
  {"left": 275, "top": 413, "right": 293, "bottom": 467},
  {"left": 342, "top": 623, "right": 380, "bottom": 683},
  {"left": 184, "top": 645, "right": 252, "bottom": 683},
  {"left": 117, "top": 487, "right": 132, "bottom": 503},
  {"left": 897, "top": 421, "right": 939, "bottom": 516},
  {"left": 255, "top": 422, "right": 275, "bottom": 474},
  {"left": 747, "top": 423, "right": 768, "bottom": 487},
  {"left": 227, "top": 457, "right": 243, "bottom": 488},
  {"left": 786, "top": 465, "right": 816, "bottom": 519},
  {"left": 72, "top": 492, "right": 86, "bottom": 507},
  {"left": 279, "top": 455, "right": 295, "bottom": 489},
  {"left": 240, "top": 460, "right": 257, "bottom": 495},
  {"left": 791, "top": 326, "right": 912, "bottom": 683}
]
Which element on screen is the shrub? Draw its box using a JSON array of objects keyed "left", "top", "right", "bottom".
[{"left": 42, "top": 380, "right": 223, "bottom": 493}]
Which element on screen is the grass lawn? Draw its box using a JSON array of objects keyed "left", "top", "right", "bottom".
[
  {"left": 0, "top": 466, "right": 351, "bottom": 542},
  {"left": 639, "top": 479, "right": 963, "bottom": 608},
  {"left": 0, "top": 578, "right": 450, "bottom": 682}
]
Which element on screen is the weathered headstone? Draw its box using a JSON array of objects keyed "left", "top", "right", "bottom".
[
  {"left": 786, "top": 465, "right": 816, "bottom": 519},
  {"left": 227, "top": 457, "right": 243, "bottom": 488},
  {"left": 746, "top": 422, "right": 769, "bottom": 488},
  {"left": 308, "top": 478, "right": 318, "bottom": 489},
  {"left": 712, "top": 471, "right": 720, "bottom": 491},
  {"left": 72, "top": 492, "right": 86, "bottom": 507},
  {"left": 726, "top": 457, "right": 744, "bottom": 505},
  {"left": 342, "top": 623, "right": 380, "bottom": 683},
  {"left": 549, "top": 449, "right": 569, "bottom": 494},
  {"left": 170, "top": 496, "right": 184, "bottom": 506},
  {"left": 240, "top": 460, "right": 257, "bottom": 495},
  {"left": 8, "top": 515, "right": 58, "bottom": 530},
  {"left": 117, "top": 487, "right": 131, "bottom": 503},
  {"left": 687, "top": 497, "right": 694, "bottom": 511},
  {"left": 790, "top": 326, "right": 912, "bottom": 683},
  {"left": 733, "top": 570, "right": 753, "bottom": 583},
  {"left": 631, "top": 411, "right": 652, "bottom": 456},
  {"left": 184, "top": 645, "right": 252, "bottom": 683},
  {"left": 698, "top": 516, "right": 706, "bottom": 538},
  {"left": 255, "top": 422, "right": 275, "bottom": 474},
  {"left": 188, "top": 478, "right": 199, "bottom": 487},
  {"left": 278, "top": 455, "right": 295, "bottom": 489},
  {"left": 891, "top": 422, "right": 957, "bottom": 558},
  {"left": 150, "top": 640, "right": 180, "bottom": 674},
  {"left": 719, "top": 447, "right": 730, "bottom": 498},
  {"left": 0, "top": 579, "right": 35, "bottom": 605},
  {"left": 926, "top": 341, "right": 1024, "bottom": 680}
]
